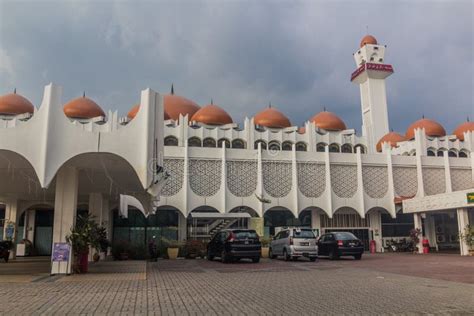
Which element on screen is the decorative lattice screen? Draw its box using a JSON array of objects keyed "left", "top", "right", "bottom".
[
  {"left": 262, "top": 161, "right": 292, "bottom": 198},
  {"left": 451, "top": 168, "right": 473, "bottom": 192},
  {"left": 297, "top": 162, "right": 326, "bottom": 198},
  {"left": 330, "top": 165, "right": 358, "bottom": 198},
  {"left": 226, "top": 160, "right": 258, "bottom": 197},
  {"left": 393, "top": 167, "right": 418, "bottom": 197},
  {"left": 161, "top": 159, "right": 184, "bottom": 196},
  {"left": 362, "top": 166, "right": 388, "bottom": 198},
  {"left": 422, "top": 168, "right": 446, "bottom": 196},
  {"left": 189, "top": 159, "right": 221, "bottom": 196}
]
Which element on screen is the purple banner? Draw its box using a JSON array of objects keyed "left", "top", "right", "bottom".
[{"left": 52, "top": 242, "right": 71, "bottom": 262}]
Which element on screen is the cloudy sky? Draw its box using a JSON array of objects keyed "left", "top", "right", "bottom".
[{"left": 0, "top": 0, "right": 472, "bottom": 133}]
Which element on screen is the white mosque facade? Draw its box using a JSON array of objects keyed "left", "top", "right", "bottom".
[{"left": 0, "top": 35, "right": 473, "bottom": 274}]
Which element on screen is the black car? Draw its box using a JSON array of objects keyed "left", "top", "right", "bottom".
[
  {"left": 317, "top": 232, "right": 364, "bottom": 260},
  {"left": 207, "top": 229, "right": 261, "bottom": 263}
]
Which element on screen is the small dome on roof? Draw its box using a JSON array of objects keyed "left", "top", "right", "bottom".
[
  {"left": 127, "top": 104, "right": 170, "bottom": 120},
  {"left": 164, "top": 87, "right": 200, "bottom": 120},
  {"left": 310, "top": 111, "right": 346, "bottom": 131},
  {"left": 376, "top": 131, "right": 406, "bottom": 152},
  {"left": 453, "top": 119, "right": 474, "bottom": 141},
  {"left": 254, "top": 106, "right": 291, "bottom": 128},
  {"left": 191, "top": 102, "right": 233, "bottom": 125},
  {"left": 405, "top": 118, "right": 446, "bottom": 140},
  {"left": 360, "top": 35, "right": 378, "bottom": 47},
  {"left": 0, "top": 90, "right": 34, "bottom": 116},
  {"left": 63, "top": 94, "right": 105, "bottom": 119}
]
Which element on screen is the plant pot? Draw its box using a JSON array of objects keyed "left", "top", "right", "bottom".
[
  {"left": 468, "top": 249, "right": 474, "bottom": 256},
  {"left": 79, "top": 252, "right": 89, "bottom": 273},
  {"left": 167, "top": 247, "right": 179, "bottom": 260},
  {"left": 261, "top": 247, "right": 269, "bottom": 258},
  {"left": 93, "top": 253, "right": 100, "bottom": 262}
]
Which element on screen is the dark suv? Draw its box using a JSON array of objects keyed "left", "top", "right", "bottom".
[{"left": 207, "top": 229, "right": 261, "bottom": 263}]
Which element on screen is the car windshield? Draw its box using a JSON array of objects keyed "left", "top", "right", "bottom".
[
  {"left": 293, "top": 229, "right": 315, "bottom": 239},
  {"left": 234, "top": 230, "right": 258, "bottom": 239},
  {"left": 334, "top": 232, "right": 358, "bottom": 240}
]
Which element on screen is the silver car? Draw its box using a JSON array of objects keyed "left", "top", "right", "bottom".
[{"left": 269, "top": 228, "right": 318, "bottom": 261}]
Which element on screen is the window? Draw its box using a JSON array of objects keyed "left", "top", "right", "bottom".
[
  {"left": 354, "top": 144, "right": 366, "bottom": 154},
  {"left": 188, "top": 137, "right": 201, "bottom": 147},
  {"left": 218, "top": 138, "right": 230, "bottom": 148},
  {"left": 268, "top": 141, "right": 281, "bottom": 151},
  {"left": 296, "top": 142, "right": 307, "bottom": 152},
  {"left": 437, "top": 150, "right": 445, "bottom": 157},
  {"left": 341, "top": 144, "right": 352, "bottom": 153},
  {"left": 427, "top": 150, "right": 435, "bottom": 156},
  {"left": 255, "top": 140, "right": 267, "bottom": 150},
  {"left": 232, "top": 139, "right": 246, "bottom": 149},
  {"left": 164, "top": 136, "right": 178, "bottom": 146},
  {"left": 448, "top": 150, "right": 457, "bottom": 157},
  {"left": 334, "top": 232, "right": 357, "bottom": 240},
  {"left": 378, "top": 58, "right": 383, "bottom": 62},
  {"left": 329, "top": 144, "right": 340, "bottom": 153},
  {"left": 282, "top": 141, "right": 292, "bottom": 151},
  {"left": 370, "top": 57, "right": 374, "bottom": 61},
  {"left": 316, "top": 143, "right": 326, "bottom": 152},
  {"left": 293, "top": 229, "right": 315, "bottom": 239},
  {"left": 459, "top": 151, "right": 468, "bottom": 158},
  {"left": 203, "top": 138, "right": 216, "bottom": 148}
]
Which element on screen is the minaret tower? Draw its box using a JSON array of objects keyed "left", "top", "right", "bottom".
[{"left": 351, "top": 35, "right": 394, "bottom": 153}]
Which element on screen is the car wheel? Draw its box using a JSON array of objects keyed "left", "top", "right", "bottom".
[
  {"left": 221, "top": 250, "right": 229, "bottom": 263},
  {"left": 207, "top": 249, "right": 214, "bottom": 261},
  {"left": 283, "top": 249, "right": 291, "bottom": 261},
  {"left": 252, "top": 257, "right": 260, "bottom": 263},
  {"left": 269, "top": 248, "right": 276, "bottom": 259},
  {"left": 309, "top": 257, "right": 317, "bottom": 262},
  {"left": 329, "top": 249, "right": 338, "bottom": 260},
  {"left": 354, "top": 254, "right": 362, "bottom": 260}
]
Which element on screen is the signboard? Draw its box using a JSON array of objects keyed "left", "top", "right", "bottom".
[
  {"left": 467, "top": 192, "right": 474, "bottom": 204},
  {"left": 5, "top": 222, "right": 15, "bottom": 240},
  {"left": 52, "top": 243, "right": 71, "bottom": 262}
]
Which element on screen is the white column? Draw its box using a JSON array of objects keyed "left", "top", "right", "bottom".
[
  {"left": 424, "top": 213, "right": 438, "bottom": 251},
  {"left": 51, "top": 167, "right": 79, "bottom": 275},
  {"left": 2, "top": 199, "right": 18, "bottom": 258},
  {"left": 178, "top": 211, "right": 187, "bottom": 241},
  {"left": 368, "top": 211, "right": 383, "bottom": 252},
  {"left": 457, "top": 208, "right": 470, "bottom": 256},
  {"left": 311, "top": 209, "right": 322, "bottom": 237},
  {"left": 25, "top": 210, "right": 36, "bottom": 243},
  {"left": 413, "top": 213, "right": 423, "bottom": 254}
]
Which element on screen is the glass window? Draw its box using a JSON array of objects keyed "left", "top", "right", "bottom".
[
  {"left": 334, "top": 232, "right": 357, "bottom": 240},
  {"left": 293, "top": 229, "right": 315, "bottom": 239},
  {"left": 234, "top": 230, "right": 258, "bottom": 239},
  {"left": 164, "top": 136, "right": 178, "bottom": 146},
  {"left": 203, "top": 138, "right": 216, "bottom": 148}
]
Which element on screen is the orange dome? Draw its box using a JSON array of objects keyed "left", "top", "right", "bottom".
[
  {"left": 64, "top": 95, "right": 105, "bottom": 119},
  {"left": 453, "top": 120, "right": 474, "bottom": 141},
  {"left": 298, "top": 126, "right": 306, "bottom": 134},
  {"left": 164, "top": 94, "right": 200, "bottom": 120},
  {"left": 360, "top": 35, "right": 378, "bottom": 47},
  {"left": 127, "top": 104, "right": 170, "bottom": 120},
  {"left": 376, "top": 131, "right": 406, "bottom": 152},
  {"left": 0, "top": 91, "right": 34, "bottom": 115},
  {"left": 310, "top": 111, "right": 346, "bottom": 131},
  {"left": 254, "top": 106, "right": 291, "bottom": 128},
  {"left": 191, "top": 103, "right": 233, "bottom": 125},
  {"left": 405, "top": 118, "right": 446, "bottom": 140}
]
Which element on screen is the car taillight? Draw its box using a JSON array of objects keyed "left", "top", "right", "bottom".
[
  {"left": 337, "top": 240, "right": 343, "bottom": 246},
  {"left": 227, "top": 232, "right": 235, "bottom": 242},
  {"left": 289, "top": 236, "right": 293, "bottom": 245}
]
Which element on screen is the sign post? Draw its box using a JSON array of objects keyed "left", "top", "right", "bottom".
[{"left": 51, "top": 242, "right": 71, "bottom": 275}]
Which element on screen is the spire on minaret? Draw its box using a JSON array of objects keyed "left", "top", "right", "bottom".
[
  {"left": 269, "top": 101, "right": 272, "bottom": 108},
  {"left": 13, "top": 88, "right": 16, "bottom": 94},
  {"left": 171, "top": 84, "right": 174, "bottom": 95},
  {"left": 211, "top": 98, "right": 213, "bottom": 105},
  {"left": 83, "top": 91, "right": 86, "bottom": 98}
]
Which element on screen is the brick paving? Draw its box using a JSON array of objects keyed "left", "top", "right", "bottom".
[{"left": 0, "top": 254, "right": 473, "bottom": 315}]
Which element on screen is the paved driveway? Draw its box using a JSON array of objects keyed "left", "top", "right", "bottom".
[{"left": 0, "top": 254, "right": 472, "bottom": 315}]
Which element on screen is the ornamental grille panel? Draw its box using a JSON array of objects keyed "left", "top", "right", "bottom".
[
  {"left": 297, "top": 162, "right": 325, "bottom": 198},
  {"left": 393, "top": 167, "right": 418, "bottom": 197},
  {"left": 321, "top": 212, "right": 370, "bottom": 228},
  {"left": 189, "top": 159, "right": 221, "bottom": 197},
  {"left": 423, "top": 168, "right": 446, "bottom": 196},
  {"left": 262, "top": 161, "right": 292, "bottom": 198},
  {"left": 161, "top": 159, "right": 184, "bottom": 196},
  {"left": 227, "top": 160, "right": 258, "bottom": 197},
  {"left": 330, "top": 165, "right": 358, "bottom": 198},
  {"left": 450, "top": 168, "right": 473, "bottom": 192},
  {"left": 362, "top": 166, "right": 388, "bottom": 199}
]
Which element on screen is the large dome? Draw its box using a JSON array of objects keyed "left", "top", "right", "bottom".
[
  {"left": 254, "top": 106, "right": 291, "bottom": 128},
  {"left": 453, "top": 120, "right": 474, "bottom": 141},
  {"left": 405, "top": 118, "right": 446, "bottom": 140},
  {"left": 127, "top": 104, "right": 171, "bottom": 120},
  {"left": 376, "top": 131, "right": 406, "bottom": 152},
  {"left": 164, "top": 94, "right": 200, "bottom": 120},
  {"left": 360, "top": 35, "right": 378, "bottom": 47},
  {"left": 191, "top": 103, "right": 233, "bottom": 125},
  {"left": 310, "top": 111, "right": 346, "bottom": 131},
  {"left": 63, "top": 95, "right": 106, "bottom": 119},
  {"left": 0, "top": 91, "right": 34, "bottom": 116}
]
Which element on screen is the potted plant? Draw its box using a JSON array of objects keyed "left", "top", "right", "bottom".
[
  {"left": 164, "top": 238, "right": 184, "bottom": 260},
  {"left": 65, "top": 214, "right": 101, "bottom": 273},
  {"left": 185, "top": 240, "right": 204, "bottom": 259},
  {"left": 260, "top": 237, "right": 272, "bottom": 258},
  {"left": 409, "top": 228, "right": 422, "bottom": 254},
  {"left": 459, "top": 225, "right": 474, "bottom": 256},
  {"left": 96, "top": 226, "right": 110, "bottom": 261}
]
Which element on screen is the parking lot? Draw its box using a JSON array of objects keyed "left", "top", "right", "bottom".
[{"left": 0, "top": 254, "right": 473, "bottom": 315}]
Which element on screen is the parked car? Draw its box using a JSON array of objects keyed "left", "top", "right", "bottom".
[
  {"left": 317, "top": 232, "right": 364, "bottom": 260},
  {"left": 269, "top": 228, "right": 318, "bottom": 261},
  {"left": 207, "top": 229, "right": 261, "bottom": 263}
]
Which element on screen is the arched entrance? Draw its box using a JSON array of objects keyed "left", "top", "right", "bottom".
[
  {"left": 264, "top": 207, "right": 298, "bottom": 236},
  {"left": 322, "top": 207, "right": 370, "bottom": 250}
]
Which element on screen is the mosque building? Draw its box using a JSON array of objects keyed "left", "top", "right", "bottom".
[{"left": 0, "top": 35, "right": 473, "bottom": 274}]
